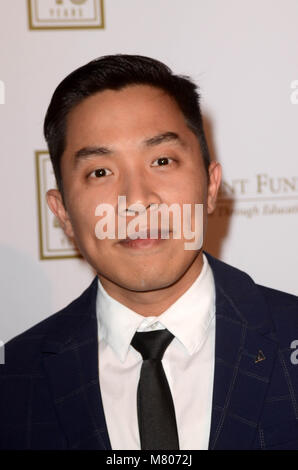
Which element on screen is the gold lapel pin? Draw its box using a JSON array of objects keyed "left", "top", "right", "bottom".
[{"left": 255, "top": 350, "right": 266, "bottom": 363}]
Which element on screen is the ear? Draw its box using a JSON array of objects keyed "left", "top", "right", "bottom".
[
  {"left": 207, "top": 161, "right": 222, "bottom": 214},
  {"left": 46, "top": 189, "right": 74, "bottom": 239}
]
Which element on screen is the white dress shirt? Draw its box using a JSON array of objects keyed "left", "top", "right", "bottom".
[{"left": 96, "top": 253, "right": 216, "bottom": 450}]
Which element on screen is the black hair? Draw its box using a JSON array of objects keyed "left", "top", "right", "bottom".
[{"left": 43, "top": 54, "right": 211, "bottom": 198}]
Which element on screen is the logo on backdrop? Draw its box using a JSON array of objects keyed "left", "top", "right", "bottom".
[
  {"left": 27, "top": 0, "right": 104, "bottom": 30},
  {"left": 35, "top": 151, "right": 80, "bottom": 260},
  {"left": 213, "top": 173, "right": 298, "bottom": 219}
]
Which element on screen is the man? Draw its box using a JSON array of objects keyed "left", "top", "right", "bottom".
[{"left": 1, "top": 55, "right": 298, "bottom": 450}]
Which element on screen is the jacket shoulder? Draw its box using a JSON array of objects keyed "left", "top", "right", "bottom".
[
  {"left": 1, "top": 277, "right": 98, "bottom": 374},
  {"left": 2, "top": 310, "right": 62, "bottom": 373},
  {"left": 257, "top": 284, "right": 298, "bottom": 345},
  {"left": 258, "top": 284, "right": 298, "bottom": 307}
]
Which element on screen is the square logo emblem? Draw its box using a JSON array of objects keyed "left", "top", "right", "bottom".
[
  {"left": 36, "top": 151, "right": 81, "bottom": 259},
  {"left": 28, "top": 0, "right": 104, "bottom": 30}
]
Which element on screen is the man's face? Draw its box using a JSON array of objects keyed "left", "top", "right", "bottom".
[{"left": 47, "top": 84, "right": 221, "bottom": 292}]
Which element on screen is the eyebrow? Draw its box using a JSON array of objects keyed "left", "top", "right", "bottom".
[
  {"left": 73, "top": 131, "right": 185, "bottom": 166},
  {"left": 143, "top": 131, "right": 185, "bottom": 147},
  {"left": 74, "top": 145, "right": 112, "bottom": 166}
]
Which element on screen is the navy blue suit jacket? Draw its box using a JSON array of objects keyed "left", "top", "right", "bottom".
[{"left": 1, "top": 252, "right": 298, "bottom": 450}]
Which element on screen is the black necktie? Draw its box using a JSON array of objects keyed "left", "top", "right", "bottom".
[{"left": 131, "top": 328, "right": 180, "bottom": 450}]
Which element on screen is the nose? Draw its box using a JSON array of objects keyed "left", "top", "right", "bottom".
[{"left": 117, "top": 168, "right": 162, "bottom": 217}]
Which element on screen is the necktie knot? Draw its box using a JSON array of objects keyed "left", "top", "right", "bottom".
[{"left": 131, "top": 329, "right": 174, "bottom": 360}]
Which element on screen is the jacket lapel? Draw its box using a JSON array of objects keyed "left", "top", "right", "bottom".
[
  {"left": 41, "top": 277, "right": 112, "bottom": 450},
  {"left": 205, "top": 252, "right": 279, "bottom": 449}
]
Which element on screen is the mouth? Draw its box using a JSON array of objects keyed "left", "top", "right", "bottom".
[{"left": 118, "top": 229, "right": 171, "bottom": 249}]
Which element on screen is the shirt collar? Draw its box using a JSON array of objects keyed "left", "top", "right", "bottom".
[{"left": 96, "top": 253, "right": 215, "bottom": 362}]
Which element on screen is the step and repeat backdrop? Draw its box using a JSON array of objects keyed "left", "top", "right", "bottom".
[{"left": 0, "top": 0, "right": 297, "bottom": 342}]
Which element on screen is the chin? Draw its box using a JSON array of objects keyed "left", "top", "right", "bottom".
[{"left": 118, "top": 273, "right": 179, "bottom": 293}]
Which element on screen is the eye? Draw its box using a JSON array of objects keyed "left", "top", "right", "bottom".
[
  {"left": 151, "top": 157, "right": 174, "bottom": 167},
  {"left": 89, "top": 168, "right": 112, "bottom": 178}
]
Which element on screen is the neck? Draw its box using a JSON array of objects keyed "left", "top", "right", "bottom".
[{"left": 98, "top": 251, "right": 204, "bottom": 317}]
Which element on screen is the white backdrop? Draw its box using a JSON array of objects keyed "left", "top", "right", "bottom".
[{"left": 0, "top": 0, "right": 297, "bottom": 343}]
